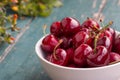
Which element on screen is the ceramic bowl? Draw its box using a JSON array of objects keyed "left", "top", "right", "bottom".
[{"left": 35, "top": 35, "right": 120, "bottom": 80}]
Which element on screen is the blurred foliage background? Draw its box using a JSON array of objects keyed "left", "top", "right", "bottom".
[
  {"left": 0, "top": 0, "right": 62, "bottom": 44},
  {"left": 0, "top": 0, "right": 62, "bottom": 17}
]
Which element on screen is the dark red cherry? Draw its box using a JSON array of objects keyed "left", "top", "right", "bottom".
[
  {"left": 86, "top": 46, "right": 109, "bottom": 67},
  {"left": 113, "top": 35, "right": 120, "bottom": 54},
  {"left": 73, "top": 31, "right": 89, "bottom": 48},
  {"left": 41, "top": 34, "right": 58, "bottom": 52},
  {"left": 109, "top": 52, "right": 120, "bottom": 63},
  {"left": 60, "top": 36, "right": 73, "bottom": 49},
  {"left": 81, "top": 18, "right": 100, "bottom": 31},
  {"left": 74, "top": 44, "right": 92, "bottom": 67},
  {"left": 49, "top": 48, "right": 69, "bottom": 66},
  {"left": 50, "top": 21, "right": 62, "bottom": 37},
  {"left": 66, "top": 48, "right": 74, "bottom": 64},
  {"left": 61, "top": 17, "right": 81, "bottom": 36}
]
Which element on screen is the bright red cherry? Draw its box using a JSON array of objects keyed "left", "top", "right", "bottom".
[
  {"left": 74, "top": 44, "right": 92, "bottom": 67},
  {"left": 49, "top": 48, "right": 69, "bottom": 66},
  {"left": 86, "top": 46, "right": 109, "bottom": 67},
  {"left": 50, "top": 21, "right": 62, "bottom": 37},
  {"left": 109, "top": 52, "right": 120, "bottom": 63},
  {"left": 81, "top": 18, "right": 100, "bottom": 31},
  {"left": 73, "top": 31, "right": 89, "bottom": 48},
  {"left": 61, "top": 17, "right": 81, "bottom": 36},
  {"left": 41, "top": 34, "right": 58, "bottom": 52}
]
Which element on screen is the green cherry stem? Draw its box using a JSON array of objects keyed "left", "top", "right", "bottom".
[
  {"left": 94, "top": 21, "right": 113, "bottom": 53},
  {"left": 43, "top": 24, "right": 47, "bottom": 36},
  {"left": 100, "top": 21, "right": 113, "bottom": 33}
]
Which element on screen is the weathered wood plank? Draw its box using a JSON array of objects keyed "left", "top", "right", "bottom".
[
  {"left": 0, "top": 18, "right": 33, "bottom": 62},
  {"left": 0, "top": 0, "right": 107, "bottom": 80}
]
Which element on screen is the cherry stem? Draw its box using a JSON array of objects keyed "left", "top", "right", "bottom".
[
  {"left": 53, "top": 39, "right": 63, "bottom": 60},
  {"left": 93, "top": 35, "right": 98, "bottom": 53},
  {"left": 93, "top": 21, "right": 113, "bottom": 53},
  {"left": 93, "top": 25, "right": 99, "bottom": 31},
  {"left": 100, "top": 21, "right": 113, "bottom": 33},
  {"left": 43, "top": 24, "right": 47, "bottom": 35}
]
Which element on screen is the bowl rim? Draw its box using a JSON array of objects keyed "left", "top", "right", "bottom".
[{"left": 35, "top": 33, "right": 120, "bottom": 71}]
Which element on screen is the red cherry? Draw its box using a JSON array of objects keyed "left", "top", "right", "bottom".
[
  {"left": 73, "top": 31, "right": 89, "bottom": 48},
  {"left": 66, "top": 48, "right": 74, "bottom": 64},
  {"left": 80, "top": 27, "right": 90, "bottom": 33},
  {"left": 109, "top": 52, "right": 120, "bottom": 63},
  {"left": 99, "top": 30, "right": 112, "bottom": 41},
  {"left": 81, "top": 18, "right": 100, "bottom": 31},
  {"left": 97, "top": 36, "right": 112, "bottom": 52},
  {"left": 107, "top": 27, "right": 115, "bottom": 37},
  {"left": 61, "top": 17, "right": 81, "bottom": 36},
  {"left": 50, "top": 21, "right": 62, "bottom": 37},
  {"left": 74, "top": 44, "right": 92, "bottom": 67},
  {"left": 41, "top": 34, "right": 58, "bottom": 52},
  {"left": 49, "top": 48, "right": 69, "bottom": 66},
  {"left": 60, "top": 36, "right": 73, "bottom": 49},
  {"left": 86, "top": 46, "right": 109, "bottom": 67},
  {"left": 113, "top": 35, "right": 120, "bottom": 54},
  {"left": 106, "top": 27, "right": 115, "bottom": 46}
]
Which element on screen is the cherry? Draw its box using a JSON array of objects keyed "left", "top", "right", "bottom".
[
  {"left": 80, "top": 27, "right": 90, "bottom": 33},
  {"left": 61, "top": 17, "right": 81, "bottom": 36},
  {"left": 106, "top": 27, "right": 115, "bottom": 46},
  {"left": 73, "top": 31, "right": 89, "bottom": 48},
  {"left": 60, "top": 36, "right": 73, "bottom": 49},
  {"left": 50, "top": 21, "right": 62, "bottom": 37},
  {"left": 109, "top": 52, "right": 120, "bottom": 63},
  {"left": 99, "top": 30, "right": 113, "bottom": 41},
  {"left": 74, "top": 44, "right": 92, "bottom": 67},
  {"left": 86, "top": 46, "right": 109, "bottom": 67},
  {"left": 66, "top": 48, "right": 74, "bottom": 64},
  {"left": 97, "top": 36, "right": 112, "bottom": 52},
  {"left": 49, "top": 48, "right": 69, "bottom": 66},
  {"left": 112, "top": 35, "right": 120, "bottom": 54},
  {"left": 106, "top": 27, "right": 115, "bottom": 38},
  {"left": 41, "top": 34, "right": 58, "bottom": 52},
  {"left": 81, "top": 18, "right": 100, "bottom": 31},
  {"left": 41, "top": 17, "right": 119, "bottom": 68}
]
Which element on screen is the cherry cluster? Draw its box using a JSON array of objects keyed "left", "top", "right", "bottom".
[{"left": 41, "top": 17, "right": 120, "bottom": 68}]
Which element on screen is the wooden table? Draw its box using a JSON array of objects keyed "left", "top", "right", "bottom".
[{"left": 0, "top": 0, "right": 120, "bottom": 80}]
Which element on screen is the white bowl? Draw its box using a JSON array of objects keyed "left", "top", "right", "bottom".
[{"left": 35, "top": 35, "right": 120, "bottom": 80}]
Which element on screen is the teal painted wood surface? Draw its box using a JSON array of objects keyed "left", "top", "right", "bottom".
[{"left": 0, "top": 0, "right": 120, "bottom": 80}]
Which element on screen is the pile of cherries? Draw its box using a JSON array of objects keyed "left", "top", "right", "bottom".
[{"left": 41, "top": 17, "right": 120, "bottom": 68}]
